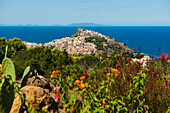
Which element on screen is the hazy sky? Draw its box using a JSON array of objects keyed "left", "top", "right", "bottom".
[{"left": 0, "top": 0, "right": 170, "bottom": 26}]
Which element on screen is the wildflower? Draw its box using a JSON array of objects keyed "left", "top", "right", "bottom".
[
  {"left": 84, "top": 93, "right": 86, "bottom": 96},
  {"left": 119, "top": 54, "right": 121, "bottom": 57},
  {"left": 111, "top": 69, "right": 118, "bottom": 73},
  {"left": 1, "top": 74, "right": 4, "bottom": 77},
  {"left": 56, "top": 92, "right": 61, "bottom": 99},
  {"left": 75, "top": 80, "right": 80, "bottom": 85},
  {"left": 3, "top": 67, "right": 6, "bottom": 70},
  {"left": 84, "top": 71, "right": 87, "bottom": 76},
  {"left": 80, "top": 76, "right": 85, "bottom": 80},
  {"left": 0, "top": 65, "right": 1, "bottom": 69},
  {"left": 88, "top": 85, "right": 91, "bottom": 87},
  {"left": 52, "top": 71, "right": 56, "bottom": 75},
  {"left": 115, "top": 72, "right": 119, "bottom": 76},
  {"left": 52, "top": 88, "right": 56, "bottom": 92},
  {"left": 51, "top": 74, "right": 54, "bottom": 78},
  {"left": 165, "top": 56, "right": 169, "bottom": 60},
  {"left": 31, "top": 101, "right": 35, "bottom": 105},
  {"left": 138, "top": 71, "right": 142, "bottom": 75},
  {"left": 65, "top": 104, "right": 68, "bottom": 107},
  {"left": 116, "top": 64, "right": 118, "bottom": 67},
  {"left": 161, "top": 53, "right": 166, "bottom": 57},
  {"left": 72, "top": 87, "right": 76, "bottom": 91},
  {"left": 128, "top": 70, "right": 130, "bottom": 73},
  {"left": 145, "top": 68, "right": 149, "bottom": 71},
  {"left": 102, "top": 101, "right": 106, "bottom": 105},
  {"left": 56, "top": 70, "right": 60, "bottom": 74},
  {"left": 108, "top": 67, "right": 112, "bottom": 70},
  {"left": 105, "top": 105, "right": 109, "bottom": 109},
  {"left": 108, "top": 55, "right": 111, "bottom": 57},
  {"left": 89, "top": 74, "right": 91, "bottom": 76},
  {"left": 55, "top": 85, "right": 59, "bottom": 89},
  {"left": 70, "top": 106, "right": 74, "bottom": 110},
  {"left": 79, "top": 83, "right": 85, "bottom": 90},
  {"left": 102, "top": 50, "right": 104, "bottom": 52},
  {"left": 87, "top": 78, "right": 89, "bottom": 80}
]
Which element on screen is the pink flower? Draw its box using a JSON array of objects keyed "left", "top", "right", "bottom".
[
  {"left": 55, "top": 85, "right": 59, "bottom": 89},
  {"left": 108, "top": 55, "right": 111, "bottom": 57},
  {"left": 56, "top": 92, "right": 61, "bottom": 99},
  {"left": 165, "top": 74, "right": 168, "bottom": 76},
  {"left": 116, "top": 64, "right": 118, "bottom": 67},
  {"left": 31, "top": 101, "right": 35, "bottom": 105},
  {"left": 0, "top": 74, "right": 4, "bottom": 77},
  {"left": 87, "top": 78, "right": 89, "bottom": 80},
  {"left": 141, "top": 61, "right": 144, "bottom": 64},
  {"left": 102, "top": 50, "right": 104, "bottom": 52},
  {"left": 89, "top": 74, "right": 91, "bottom": 76},
  {"left": 168, "top": 90, "right": 169, "bottom": 93},
  {"left": 95, "top": 76, "right": 97, "bottom": 78},
  {"left": 156, "top": 74, "right": 159, "bottom": 76},
  {"left": 140, "top": 53, "right": 143, "bottom": 56},
  {"left": 161, "top": 53, "right": 166, "bottom": 57},
  {"left": 128, "top": 70, "right": 130, "bottom": 73},
  {"left": 165, "top": 56, "right": 169, "bottom": 60},
  {"left": 119, "top": 54, "right": 121, "bottom": 57},
  {"left": 84, "top": 71, "right": 87, "bottom": 76}
]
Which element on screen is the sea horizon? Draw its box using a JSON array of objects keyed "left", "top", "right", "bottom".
[{"left": 0, "top": 26, "right": 170, "bottom": 57}]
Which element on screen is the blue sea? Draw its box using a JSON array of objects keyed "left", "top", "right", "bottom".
[{"left": 0, "top": 26, "right": 170, "bottom": 57}]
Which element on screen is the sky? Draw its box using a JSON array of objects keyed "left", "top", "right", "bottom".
[{"left": 0, "top": 0, "right": 170, "bottom": 26}]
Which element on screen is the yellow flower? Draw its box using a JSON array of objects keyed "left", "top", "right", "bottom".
[
  {"left": 65, "top": 104, "right": 68, "bottom": 107},
  {"left": 145, "top": 68, "right": 149, "bottom": 71},
  {"left": 51, "top": 74, "right": 54, "bottom": 78},
  {"left": 111, "top": 69, "right": 118, "bottom": 73}
]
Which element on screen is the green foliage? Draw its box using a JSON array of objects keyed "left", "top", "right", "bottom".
[
  {"left": 21, "top": 66, "right": 30, "bottom": 88},
  {"left": 85, "top": 37, "right": 107, "bottom": 50},
  {"left": 0, "top": 37, "right": 26, "bottom": 62},
  {"left": 12, "top": 47, "right": 73, "bottom": 78},
  {"left": 0, "top": 75, "right": 14, "bottom": 113},
  {"left": 2, "top": 58, "right": 16, "bottom": 82},
  {"left": 0, "top": 46, "right": 30, "bottom": 113}
]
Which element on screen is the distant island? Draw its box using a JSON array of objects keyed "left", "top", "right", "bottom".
[{"left": 69, "top": 23, "right": 103, "bottom": 26}]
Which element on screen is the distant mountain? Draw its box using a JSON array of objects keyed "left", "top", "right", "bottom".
[
  {"left": 0, "top": 24, "right": 8, "bottom": 26},
  {"left": 69, "top": 23, "right": 103, "bottom": 26},
  {"left": 52, "top": 24, "right": 61, "bottom": 26}
]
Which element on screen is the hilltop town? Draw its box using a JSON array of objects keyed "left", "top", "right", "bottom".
[{"left": 22, "top": 28, "right": 135, "bottom": 55}]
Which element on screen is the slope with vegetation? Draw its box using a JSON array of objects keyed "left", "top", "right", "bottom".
[{"left": 0, "top": 37, "right": 169, "bottom": 113}]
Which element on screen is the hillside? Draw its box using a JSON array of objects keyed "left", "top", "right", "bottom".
[{"left": 23, "top": 28, "right": 135, "bottom": 55}]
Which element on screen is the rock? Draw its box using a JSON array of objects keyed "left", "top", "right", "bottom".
[
  {"left": 27, "top": 75, "right": 52, "bottom": 91},
  {"left": 10, "top": 86, "right": 58, "bottom": 113}
]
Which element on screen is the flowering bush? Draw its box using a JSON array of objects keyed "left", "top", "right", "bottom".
[{"left": 50, "top": 52, "right": 170, "bottom": 112}]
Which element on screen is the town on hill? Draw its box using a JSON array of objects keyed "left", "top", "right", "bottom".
[{"left": 23, "top": 28, "right": 135, "bottom": 55}]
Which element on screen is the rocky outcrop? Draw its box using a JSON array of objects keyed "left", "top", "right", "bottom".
[{"left": 10, "top": 86, "right": 58, "bottom": 113}]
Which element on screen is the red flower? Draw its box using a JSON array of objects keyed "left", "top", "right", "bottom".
[{"left": 161, "top": 53, "right": 166, "bottom": 57}]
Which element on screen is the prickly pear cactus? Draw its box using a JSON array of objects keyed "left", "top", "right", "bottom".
[
  {"left": 21, "top": 66, "right": 30, "bottom": 88},
  {"left": 2, "top": 58, "right": 16, "bottom": 82},
  {"left": 0, "top": 75, "right": 14, "bottom": 113}
]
